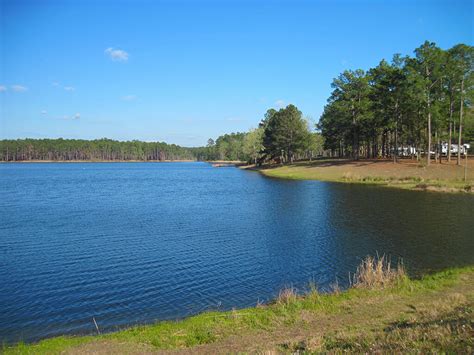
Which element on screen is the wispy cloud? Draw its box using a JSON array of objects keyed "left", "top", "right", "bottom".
[
  {"left": 11, "top": 85, "right": 28, "bottom": 92},
  {"left": 105, "top": 47, "right": 129, "bottom": 62},
  {"left": 58, "top": 112, "right": 81, "bottom": 120},
  {"left": 41, "top": 110, "right": 47, "bottom": 115},
  {"left": 121, "top": 94, "right": 137, "bottom": 101},
  {"left": 52, "top": 82, "right": 75, "bottom": 91},
  {"left": 0, "top": 85, "right": 7, "bottom": 92},
  {"left": 274, "top": 99, "right": 286, "bottom": 109}
]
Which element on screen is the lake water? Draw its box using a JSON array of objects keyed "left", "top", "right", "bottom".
[{"left": 1, "top": 162, "right": 473, "bottom": 343}]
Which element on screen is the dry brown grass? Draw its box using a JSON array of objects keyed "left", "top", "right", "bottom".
[
  {"left": 352, "top": 255, "right": 406, "bottom": 289},
  {"left": 258, "top": 158, "right": 474, "bottom": 193},
  {"left": 273, "top": 255, "right": 405, "bottom": 303},
  {"left": 274, "top": 255, "right": 405, "bottom": 302},
  {"left": 319, "top": 303, "right": 473, "bottom": 353},
  {"left": 276, "top": 287, "right": 298, "bottom": 305}
]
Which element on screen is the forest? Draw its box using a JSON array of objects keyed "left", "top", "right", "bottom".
[
  {"left": 319, "top": 41, "right": 473, "bottom": 165},
  {"left": 1, "top": 41, "right": 472, "bottom": 164},
  {"left": 0, "top": 138, "right": 195, "bottom": 161}
]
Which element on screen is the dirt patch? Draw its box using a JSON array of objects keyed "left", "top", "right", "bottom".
[
  {"left": 66, "top": 340, "right": 155, "bottom": 354},
  {"left": 293, "top": 158, "right": 473, "bottom": 181}
]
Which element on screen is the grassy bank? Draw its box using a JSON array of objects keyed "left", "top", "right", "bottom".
[
  {"left": 4, "top": 259, "right": 473, "bottom": 354},
  {"left": 250, "top": 158, "right": 474, "bottom": 193}
]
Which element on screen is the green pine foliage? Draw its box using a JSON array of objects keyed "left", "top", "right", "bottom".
[
  {"left": 0, "top": 138, "right": 195, "bottom": 162},
  {"left": 262, "top": 104, "right": 311, "bottom": 163},
  {"left": 319, "top": 41, "right": 474, "bottom": 161}
]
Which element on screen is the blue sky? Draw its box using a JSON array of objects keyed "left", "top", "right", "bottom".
[{"left": 0, "top": 0, "right": 472, "bottom": 146}]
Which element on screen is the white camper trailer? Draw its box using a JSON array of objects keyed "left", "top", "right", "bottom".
[
  {"left": 397, "top": 146, "right": 417, "bottom": 157},
  {"left": 439, "top": 142, "right": 470, "bottom": 156}
]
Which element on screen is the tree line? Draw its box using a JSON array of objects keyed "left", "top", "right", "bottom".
[
  {"left": 319, "top": 41, "right": 473, "bottom": 165},
  {"left": 0, "top": 138, "right": 195, "bottom": 161}
]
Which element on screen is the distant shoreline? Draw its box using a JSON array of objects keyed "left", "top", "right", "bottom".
[
  {"left": 0, "top": 159, "right": 197, "bottom": 164},
  {"left": 0, "top": 159, "right": 247, "bottom": 165}
]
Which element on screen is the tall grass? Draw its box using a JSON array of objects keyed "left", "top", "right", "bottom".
[
  {"left": 276, "top": 287, "right": 298, "bottom": 305},
  {"left": 273, "top": 254, "right": 406, "bottom": 308},
  {"left": 352, "top": 255, "right": 406, "bottom": 289},
  {"left": 275, "top": 255, "right": 405, "bottom": 304}
]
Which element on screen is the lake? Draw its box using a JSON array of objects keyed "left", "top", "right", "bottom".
[{"left": 1, "top": 162, "right": 473, "bottom": 343}]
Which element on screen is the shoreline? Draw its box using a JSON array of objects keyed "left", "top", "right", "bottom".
[
  {"left": 0, "top": 159, "right": 197, "bottom": 164},
  {"left": 4, "top": 265, "right": 473, "bottom": 353},
  {"left": 0, "top": 160, "right": 246, "bottom": 164},
  {"left": 242, "top": 158, "right": 474, "bottom": 194}
]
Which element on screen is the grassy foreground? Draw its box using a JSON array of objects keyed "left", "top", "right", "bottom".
[
  {"left": 4, "top": 261, "right": 473, "bottom": 354},
  {"left": 252, "top": 158, "right": 474, "bottom": 193}
]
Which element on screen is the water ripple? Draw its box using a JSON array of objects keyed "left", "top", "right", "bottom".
[{"left": 1, "top": 162, "right": 473, "bottom": 343}]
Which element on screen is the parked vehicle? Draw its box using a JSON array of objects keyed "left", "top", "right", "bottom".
[
  {"left": 396, "top": 146, "right": 417, "bottom": 157},
  {"left": 439, "top": 142, "right": 470, "bottom": 156}
]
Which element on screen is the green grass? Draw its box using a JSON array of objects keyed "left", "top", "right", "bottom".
[
  {"left": 259, "top": 165, "right": 473, "bottom": 193},
  {"left": 4, "top": 265, "right": 473, "bottom": 354}
]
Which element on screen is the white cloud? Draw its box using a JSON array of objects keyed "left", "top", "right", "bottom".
[
  {"left": 121, "top": 94, "right": 137, "bottom": 101},
  {"left": 105, "top": 47, "right": 129, "bottom": 62},
  {"left": 52, "top": 82, "right": 75, "bottom": 91},
  {"left": 0, "top": 85, "right": 7, "bottom": 92},
  {"left": 11, "top": 85, "right": 28, "bottom": 92},
  {"left": 41, "top": 110, "right": 47, "bottom": 115},
  {"left": 58, "top": 113, "right": 80, "bottom": 120},
  {"left": 274, "top": 99, "right": 286, "bottom": 109}
]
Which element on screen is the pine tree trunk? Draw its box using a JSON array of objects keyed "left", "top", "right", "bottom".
[
  {"left": 457, "top": 79, "right": 464, "bottom": 165},
  {"left": 448, "top": 100, "right": 453, "bottom": 162},
  {"left": 436, "top": 130, "right": 441, "bottom": 163},
  {"left": 448, "top": 122, "right": 452, "bottom": 162},
  {"left": 382, "top": 133, "right": 385, "bottom": 158},
  {"left": 394, "top": 121, "right": 398, "bottom": 163},
  {"left": 427, "top": 107, "right": 431, "bottom": 166}
]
